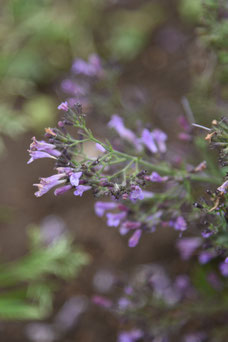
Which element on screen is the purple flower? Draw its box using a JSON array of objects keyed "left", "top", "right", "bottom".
[
  {"left": 106, "top": 212, "right": 127, "bottom": 227},
  {"left": 56, "top": 167, "right": 73, "bottom": 175},
  {"left": 74, "top": 185, "right": 91, "bottom": 197},
  {"left": 94, "top": 201, "right": 118, "bottom": 217},
  {"left": 61, "top": 79, "right": 85, "bottom": 95},
  {"left": 173, "top": 216, "right": 187, "bottom": 231},
  {"left": 88, "top": 54, "right": 103, "bottom": 75},
  {"left": 69, "top": 172, "right": 82, "bottom": 187},
  {"left": 57, "top": 101, "right": 69, "bottom": 111},
  {"left": 117, "top": 297, "right": 131, "bottom": 310},
  {"left": 146, "top": 171, "right": 168, "bottom": 182},
  {"left": 72, "top": 54, "right": 103, "bottom": 77},
  {"left": 122, "top": 221, "right": 141, "bottom": 230},
  {"left": 174, "top": 275, "right": 190, "bottom": 291},
  {"left": 176, "top": 237, "right": 202, "bottom": 260},
  {"left": 198, "top": 251, "right": 214, "bottom": 264},
  {"left": 96, "top": 143, "right": 106, "bottom": 153},
  {"left": 108, "top": 115, "right": 136, "bottom": 144},
  {"left": 217, "top": 180, "right": 228, "bottom": 193},
  {"left": 124, "top": 286, "right": 133, "bottom": 295},
  {"left": 119, "top": 221, "right": 141, "bottom": 235},
  {"left": 54, "top": 184, "right": 72, "bottom": 196},
  {"left": 129, "top": 185, "right": 144, "bottom": 201},
  {"left": 27, "top": 137, "right": 61, "bottom": 164},
  {"left": 141, "top": 129, "right": 158, "bottom": 153},
  {"left": 30, "top": 137, "right": 57, "bottom": 152},
  {"left": 141, "top": 190, "right": 154, "bottom": 198},
  {"left": 201, "top": 229, "right": 214, "bottom": 239},
  {"left": 152, "top": 129, "right": 167, "bottom": 153},
  {"left": 118, "top": 330, "right": 143, "bottom": 342},
  {"left": 34, "top": 174, "right": 66, "bottom": 197},
  {"left": 92, "top": 295, "right": 112, "bottom": 309},
  {"left": 219, "top": 262, "right": 228, "bottom": 277},
  {"left": 225, "top": 257, "right": 228, "bottom": 263},
  {"left": 128, "top": 229, "right": 142, "bottom": 247},
  {"left": 27, "top": 151, "right": 58, "bottom": 164}
]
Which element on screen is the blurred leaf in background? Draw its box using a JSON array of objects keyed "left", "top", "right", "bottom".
[{"left": 0, "top": 216, "right": 89, "bottom": 320}]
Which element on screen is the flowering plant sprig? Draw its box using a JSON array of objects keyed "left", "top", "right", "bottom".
[{"left": 28, "top": 102, "right": 223, "bottom": 248}]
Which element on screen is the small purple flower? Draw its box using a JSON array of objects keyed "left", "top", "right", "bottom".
[
  {"left": 106, "top": 212, "right": 127, "bottom": 227},
  {"left": 54, "top": 184, "right": 72, "bottom": 196},
  {"left": 141, "top": 190, "right": 154, "bottom": 198},
  {"left": 92, "top": 295, "right": 112, "bottom": 309},
  {"left": 129, "top": 185, "right": 144, "bottom": 201},
  {"left": 146, "top": 171, "right": 168, "bottom": 182},
  {"left": 27, "top": 137, "right": 61, "bottom": 164},
  {"left": 70, "top": 172, "right": 82, "bottom": 187},
  {"left": 108, "top": 115, "right": 136, "bottom": 143},
  {"left": 27, "top": 151, "right": 58, "bottom": 164},
  {"left": 152, "top": 129, "right": 167, "bottom": 153},
  {"left": 217, "top": 180, "right": 228, "bottom": 193},
  {"left": 56, "top": 167, "right": 73, "bottom": 175},
  {"left": 119, "top": 221, "right": 141, "bottom": 235},
  {"left": 74, "top": 185, "right": 91, "bottom": 197},
  {"left": 96, "top": 143, "right": 106, "bottom": 153},
  {"left": 124, "top": 286, "right": 133, "bottom": 295},
  {"left": 173, "top": 216, "right": 187, "bottom": 231},
  {"left": 141, "top": 129, "right": 158, "bottom": 153},
  {"left": 34, "top": 174, "right": 66, "bottom": 197},
  {"left": 118, "top": 330, "right": 143, "bottom": 342},
  {"left": 128, "top": 229, "right": 142, "bottom": 247},
  {"left": 225, "top": 257, "right": 228, "bottom": 263},
  {"left": 72, "top": 54, "right": 103, "bottom": 77},
  {"left": 176, "top": 237, "right": 202, "bottom": 260},
  {"left": 122, "top": 221, "right": 141, "bottom": 230},
  {"left": 198, "top": 251, "right": 214, "bottom": 264},
  {"left": 117, "top": 297, "right": 131, "bottom": 310},
  {"left": 30, "top": 137, "right": 57, "bottom": 151},
  {"left": 201, "top": 229, "right": 214, "bottom": 239},
  {"left": 57, "top": 101, "right": 69, "bottom": 111},
  {"left": 219, "top": 262, "right": 228, "bottom": 277},
  {"left": 174, "top": 275, "right": 190, "bottom": 291},
  {"left": 94, "top": 201, "right": 118, "bottom": 217},
  {"left": 61, "top": 79, "right": 85, "bottom": 95}
]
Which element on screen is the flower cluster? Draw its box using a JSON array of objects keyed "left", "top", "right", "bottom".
[{"left": 28, "top": 102, "right": 219, "bottom": 249}]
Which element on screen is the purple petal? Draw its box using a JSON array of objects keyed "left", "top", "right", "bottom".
[
  {"left": 57, "top": 101, "right": 69, "bottom": 111},
  {"left": 108, "top": 115, "right": 136, "bottom": 143},
  {"left": 74, "top": 185, "right": 91, "bottom": 197},
  {"left": 96, "top": 143, "right": 106, "bottom": 153},
  {"left": 94, "top": 201, "right": 118, "bottom": 217},
  {"left": 27, "top": 151, "right": 57, "bottom": 164},
  {"left": 129, "top": 186, "right": 144, "bottom": 201},
  {"left": 176, "top": 237, "right": 202, "bottom": 260},
  {"left": 54, "top": 184, "right": 72, "bottom": 196},
  {"left": 141, "top": 129, "right": 158, "bottom": 153},
  {"left": 173, "top": 216, "right": 187, "bottom": 231},
  {"left": 70, "top": 172, "right": 82, "bottom": 187},
  {"left": 106, "top": 212, "right": 127, "bottom": 227},
  {"left": 128, "top": 229, "right": 142, "bottom": 248}
]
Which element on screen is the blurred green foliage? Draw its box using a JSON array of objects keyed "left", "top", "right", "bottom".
[{"left": 0, "top": 226, "right": 89, "bottom": 319}]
